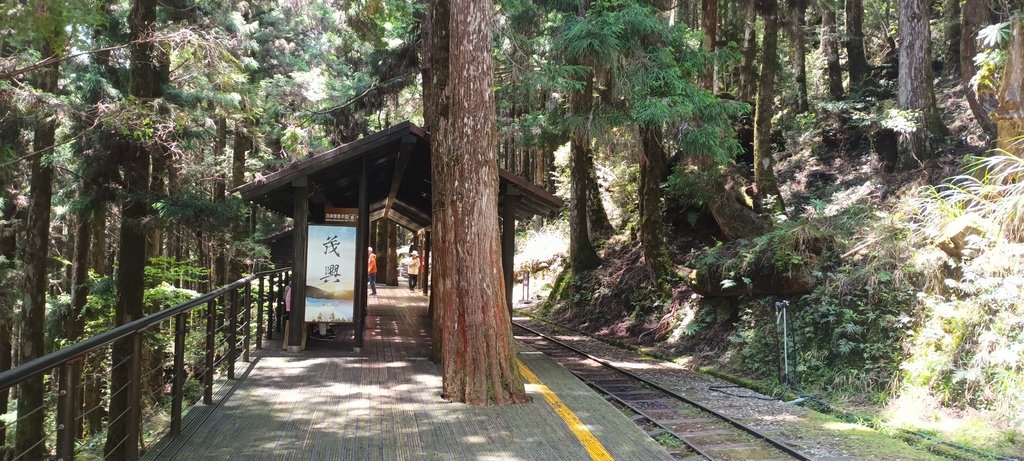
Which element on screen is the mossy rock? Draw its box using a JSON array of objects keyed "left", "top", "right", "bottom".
[
  {"left": 689, "top": 223, "right": 830, "bottom": 297},
  {"left": 933, "top": 214, "right": 993, "bottom": 258}
]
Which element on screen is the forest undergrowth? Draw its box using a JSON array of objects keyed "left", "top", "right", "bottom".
[{"left": 528, "top": 78, "right": 1024, "bottom": 457}]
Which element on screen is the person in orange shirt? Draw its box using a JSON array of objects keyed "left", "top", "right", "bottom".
[{"left": 367, "top": 247, "right": 378, "bottom": 295}]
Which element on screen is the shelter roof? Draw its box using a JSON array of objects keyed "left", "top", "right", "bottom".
[{"left": 234, "top": 121, "right": 562, "bottom": 231}]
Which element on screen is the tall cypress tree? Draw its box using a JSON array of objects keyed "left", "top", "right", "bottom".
[
  {"left": 105, "top": 0, "right": 158, "bottom": 457},
  {"left": 896, "top": 0, "right": 949, "bottom": 171},
  {"left": 16, "top": 1, "right": 62, "bottom": 457}
]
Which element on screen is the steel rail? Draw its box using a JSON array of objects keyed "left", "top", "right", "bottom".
[
  {"left": 593, "top": 381, "right": 718, "bottom": 460},
  {"left": 512, "top": 321, "right": 814, "bottom": 461},
  {"left": 0, "top": 267, "right": 290, "bottom": 390}
]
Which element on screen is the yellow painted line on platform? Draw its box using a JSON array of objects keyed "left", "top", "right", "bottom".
[{"left": 518, "top": 361, "right": 614, "bottom": 461}]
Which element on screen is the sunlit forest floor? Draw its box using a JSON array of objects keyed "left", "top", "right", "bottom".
[{"left": 521, "top": 78, "right": 1024, "bottom": 458}]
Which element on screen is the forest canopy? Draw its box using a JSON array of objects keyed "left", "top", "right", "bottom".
[{"left": 1, "top": 0, "right": 1024, "bottom": 458}]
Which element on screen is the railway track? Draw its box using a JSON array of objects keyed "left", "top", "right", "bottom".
[{"left": 512, "top": 322, "right": 813, "bottom": 461}]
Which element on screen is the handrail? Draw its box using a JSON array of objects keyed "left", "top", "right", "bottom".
[{"left": 0, "top": 267, "right": 291, "bottom": 390}]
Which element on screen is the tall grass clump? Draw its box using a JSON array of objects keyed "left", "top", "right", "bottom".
[
  {"left": 890, "top": 148, "right": 1024, "bottom": 450},
  {"left": 933, "top": 147, "right": 1024, "bottom": 240}
]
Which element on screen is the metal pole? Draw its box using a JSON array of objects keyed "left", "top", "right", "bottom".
[
  {"left": 204, "top": 299, "right": 214, "bottom": 405},
  {"left": 782, "top": 303, "right": 789, "bottom": 386},
  {"left": 125, "top": 333, "right": 142, "bottom": 460},
  {"left": 56, "top": 359, "right": 81, "bottom": 461},
  {"left": 171, "top": 313, "right": 186, "bottom": 436}
]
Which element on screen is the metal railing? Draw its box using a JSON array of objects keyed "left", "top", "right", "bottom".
[{"left": 0, "top": 267, "right": 292, "bottom": 460}]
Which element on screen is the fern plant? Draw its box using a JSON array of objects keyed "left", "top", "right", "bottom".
[{"left": 935, "top": 146, "right": 1024, "bottom": 240}]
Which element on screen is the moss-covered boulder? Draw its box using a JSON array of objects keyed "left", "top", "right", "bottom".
[
  {"left": 934, "top": 214, "right": 993, "bottom": 258},
  {"left": 689, "top": 223, "right": 831, "bottom": 297}
]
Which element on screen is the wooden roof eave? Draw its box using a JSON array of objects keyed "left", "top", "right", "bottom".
[{"left": 234, "top": 121, "right": 426, "bottom": 202}]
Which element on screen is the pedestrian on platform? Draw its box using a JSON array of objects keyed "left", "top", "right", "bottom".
[
  {"left": 368, "top": 247, "right": 378, "bottom": 295},
  {"left": 408, "top": 250, "right": 420, "bottom": 291}
]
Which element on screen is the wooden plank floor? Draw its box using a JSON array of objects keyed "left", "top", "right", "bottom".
[{"left": 145, "top": 285, "right": 672, "bottom": 461}]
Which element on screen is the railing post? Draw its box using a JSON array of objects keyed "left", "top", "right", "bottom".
[
  {"left": 204, "top": 299, "right": 214, "bottom": 405},
  {"left": 56, "top": 359, "right": 81, "bottom": 461},
  {"left": 243, "top": 281, "right": 252, "bottom": 362},
  {"left": 228, "top": 288, "right": 237, "bottom": 379},
  {"left": 266, "top": 273, "right": 274, "bottom": 340},
  {"left": 126, "top": 332, "right": 142, "bottom": 460},
  {"left": 257, "top": 275, "right": 265, "bottom": 347},
  {"left": 170, "top": 312, "right": 186, "bottom": 436}
]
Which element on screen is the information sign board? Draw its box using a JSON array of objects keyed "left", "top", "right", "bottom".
[{"left": 305, "top": 224, "right": 357, "bottom": 323}]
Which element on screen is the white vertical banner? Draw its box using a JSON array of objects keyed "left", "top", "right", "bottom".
[{"left": 305, "top": 224, "right": 357, "bottom": 323}]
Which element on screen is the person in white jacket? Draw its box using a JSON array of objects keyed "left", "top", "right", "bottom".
[{"left": 407, "top": 251, "right": 421, "bottom": 291}]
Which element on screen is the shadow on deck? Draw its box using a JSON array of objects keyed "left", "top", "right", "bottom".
[{"left": 144, "top": 285, "right": 672, "bottom": 461}]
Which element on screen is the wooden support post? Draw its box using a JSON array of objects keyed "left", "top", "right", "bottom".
[
  {"left": 501, "top": 189, "right": 520, "bottom": 318},
  {"left": 125, "top": 333, "right": 142, "bottom": 460},
  {"left": 354, "top": 158, "right": 369, "bottom": 350},
  {"left": 421, "top": 230, "right": 431, "bottom": 296},
  {"left": 289, "top": 178, "right": 310, "bottom": 352},
  {"left": 267, "top": 272, "right": 276, "bottom": 339},
  {"left": 56, "top": 359, "right": 80, "bottom": 461},
  {"left": 204, "top": 299, "right": 214, "bottom": 404},
  {"left": 242, "top": 282, "right": 252, "bottom": 362},
  {"left": 277, "top": 272, "right": 288, "bottom": 333},
  {"left": 171, "top": 313, "right": 185, "bottom": 436},
  {"left": 257, "top": 275, "right": 265, "bottom": 348},
  {"left": 228, "top": 289, "right": 237, "bottom": 378}
]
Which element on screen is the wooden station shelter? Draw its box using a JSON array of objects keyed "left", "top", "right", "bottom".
[{"left": 235, "top": 121, "right": 563, "bottom": 352}]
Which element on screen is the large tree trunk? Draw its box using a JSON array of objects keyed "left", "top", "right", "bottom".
[
  {"left": 424, "top": 0, "right": 447, "bottom": 364},
  {"left": 753, "top": 5, "right": 785, "bottom": 212},
  {"left": 788, "top": 0, "right": 808, "bottom": 112},
  {"left": 147, "top": 146, "right": 165, "bottom": 259},
  {"left": 943, "top": 0, "right": 961, "bottom": 76},
  {"left": 68, "top": 184, "right": 93, "bottom": 343},
  {"left": 638, "top": 126, "right": 671, "bottom": 285},
  {"left": 231, "top": 122, "right": 249, "bottom": 188},
  {"left": 896, "top": 0, "right": 949, "bottom": 171},
  {"left": 105, "top": 0, "right": 157, "bottom": 457},
  {"left": 993, "top": 17, "right": 1024, "bottom": 155},
  {"left": 377, "top": 222, "right": 384, "bottom": 280},
  {"left": 706, "top": 168, "right": 773, "bottom": 239},
  {"left": 820, "top": 3, "right": 845, "bottom": 100},
  {"left": 738, "top": 0, "right": 758, "bottom": 101},
  {"left": 960, "top": 0, "right": 998, "bottom": 136},
  {"left": 0, "top": 79, "right": 23, "bottom": 450},
  {"left": 228, "top": 122, "right": 249, "bottom": 281},
  {"left": 16, "top": 36, "right": 59, "bottom": 461},
  {"left": 213, "top": 176, "right": 227, "bottom": 288},
  {"left": 584, "top": 147, "right": 614, "bottom": 240},
  {"left": 701, "top": 0, "right": 719, "bottom": 92},
  {"left": 431, "top": 0, "right": 529, "bottom": 406},
  {"left": 91, "top": 205, "right": 107, "bottom": 276},
  {"left": 845, "top": 0, "right": 870, "bottom": 86},
  {"left": 0, "top": 316, "right": 9, "bottom": 446},
  {"left": 569, "top": 73, "right": 601, "bottom": 271},
  {"left": 386, "top": 221, "right": 398, "bottom": 286}
]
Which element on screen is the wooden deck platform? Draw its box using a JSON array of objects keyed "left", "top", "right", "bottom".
[{"left": 144, "top": 285, "right": 672, "bottom": 460}]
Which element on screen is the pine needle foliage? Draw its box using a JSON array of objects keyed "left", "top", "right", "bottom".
[{"left": 540, "top": 0, "right": 743, "bottom": 165}]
